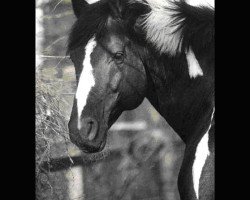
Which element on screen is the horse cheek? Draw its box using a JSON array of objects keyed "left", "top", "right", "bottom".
[{"left": 109, "top": 72, "right": 122, "bottom": 92}]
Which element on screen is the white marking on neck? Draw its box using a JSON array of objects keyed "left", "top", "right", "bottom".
[
  {"left": 186, "top": 0, "right": 214, "bottom": 8},
  {"left": 192, "top": 108, "right": 215, "bottom": 199},
  {"left": 133, "top": 0, "right": 183, "bottom": 55},
  {"left": 186, "top": 48, "right": 203, "bottom": 79},
  {"left": 86, "top": 0, "right": 100, "bottom": 4},
  {"left": 75, "top": 37, "right": 97, "bottom": 129}
]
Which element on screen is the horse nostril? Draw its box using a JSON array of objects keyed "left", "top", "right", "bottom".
[
  {"left": 86, "top": 121, "right": 94, "bottom": 139},
  {"left": 84, "top": 118, "right": 97, "bottom": 141},
  {"left": 86, "top": 121, "right": 92, "bottom": 133}
]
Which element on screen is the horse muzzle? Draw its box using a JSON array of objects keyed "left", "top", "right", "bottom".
[{"left": 68, "top": 117, "right": 106, "bottom": 153}]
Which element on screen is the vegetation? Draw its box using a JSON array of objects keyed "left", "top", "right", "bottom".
[{"left": 36, "top": 73, "right": 73, "bottom": 199}]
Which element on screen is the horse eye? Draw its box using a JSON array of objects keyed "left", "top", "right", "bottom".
[{"left": 113, "top": 52, "right": 124, "bottom": 64}]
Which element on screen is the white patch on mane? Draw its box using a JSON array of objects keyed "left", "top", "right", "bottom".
[
  {"left": 133, "top": 0, "right": 182, "bottom": 55},
  {"left": 186, "top": 0, "right": 214, "bottom": 8},
  {"left": 192, "top": 108, "right": 215, "bottom": 199},
  {"left": 75, "top": 37, "right": 97, "bottom": 129},
  {"left": 185, "top": 47, "right": 203, "bottom": 78},
  {"left": 131, "top": 0, "right": 214, "bottom": 55}
]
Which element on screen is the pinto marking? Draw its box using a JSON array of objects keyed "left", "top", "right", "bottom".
[
  {"left": 131, "top": 0, "right": 214, "bottom": 56},
  {"left": 186, "top": 0, "right": 214, "bottom": 8},
  {"left": 133, "top": 0, "right": 182, "bottom": 55},
  {"left": 185, "top": 48, "right": 203, "bottom": 79},
  {"left": 192, "top": 108, "right": 215, "bottom": 199},
  {"left": 75, "top": 37, "right": 97, "bottom": 129},
  {"left": 86, "top": 0, "right": 100, "bottom": 4}
]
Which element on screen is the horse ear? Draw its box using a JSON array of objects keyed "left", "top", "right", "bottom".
[
  {"left": 108, "top": 0, "right": 125, "bottom": 19},
  {"left": 71, "top": 0, "right": 89, "bottom": 18}
]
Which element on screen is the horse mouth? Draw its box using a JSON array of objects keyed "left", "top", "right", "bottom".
[{"left": 78, "top": 137, "right": 106, "bottom": 153}]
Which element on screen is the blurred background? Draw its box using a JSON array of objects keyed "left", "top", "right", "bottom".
[{"left": 35, "top": 0, "right": 185, "bottom": 200}]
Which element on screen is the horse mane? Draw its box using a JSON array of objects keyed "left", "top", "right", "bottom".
[
  {"left": 67, "top": 0, "right": 151, "bottom": 55},
  {"left": 67, "top": 0, "right": 214, "bottom": 57},
  {"left": 131, "top": 0, "right": 214, "bottom": 56},
  {"left": 67, "top": 1, "right": 110, "bottom": 54},
  {"left": 173, "top": 0, "right": 214, "bottom": 53}
]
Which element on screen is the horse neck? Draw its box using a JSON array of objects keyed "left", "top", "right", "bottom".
[{"left": 145, "top": 52, "right": 214, "bottom": 144}]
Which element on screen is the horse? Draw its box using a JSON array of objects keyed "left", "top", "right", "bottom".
[{"left": 67, "top": 0, "right": 214, "bottom": 200}]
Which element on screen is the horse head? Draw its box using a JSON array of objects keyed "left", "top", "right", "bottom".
[{"left": 68, "top": 0, "right": 147, "bottom": 153}]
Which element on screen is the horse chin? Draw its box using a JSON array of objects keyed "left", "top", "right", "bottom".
[
  {"left": 77, "top": 130, "right": 107, "bottom": 153},
  {"left": 80, "top": 138, "right": 106, "bottom": 153}
]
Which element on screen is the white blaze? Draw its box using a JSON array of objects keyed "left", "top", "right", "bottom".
[
  {"left": 75, "top": 37, "right": 97, "bottom": 129},
  {"left": 186, "top": 48, "right": 203, "bottom": 79},
  {"left": 192, "top": 108, "right": 215, "bottom": 199}
]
